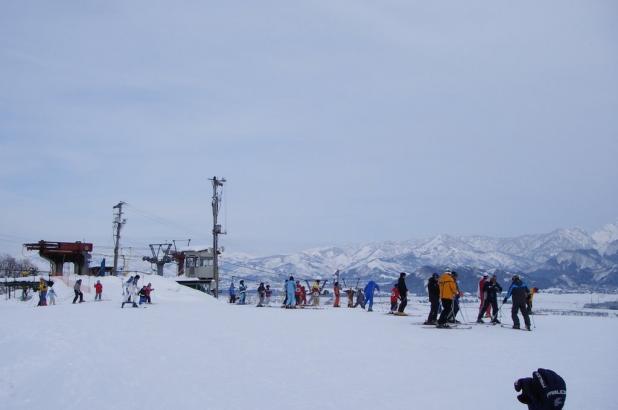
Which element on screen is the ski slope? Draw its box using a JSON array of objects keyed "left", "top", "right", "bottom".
[{"left": 1, "top": 275, "right": 616, "bottom": 409}]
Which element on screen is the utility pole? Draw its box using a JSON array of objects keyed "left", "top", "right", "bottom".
[
  {"left": 112, "top": 201, "right": 126, "bottom": 276},
  {"left": 209, "top": 176, "right": 226, "bottom": 298}
]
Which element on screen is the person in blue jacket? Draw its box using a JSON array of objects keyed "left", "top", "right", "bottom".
[
  {"left": 504, "top": 275, "right": 531, "bottom": 330},
  {"left": 229, "top": 282, "right": 236, "bottom": 304},
  {"left": 364, "top": 281, "right": 380, "bottom": 312},
  {"left": 238, "top": 280, "right": 247, "bottom": 305},
  {"left": 286, "top": 276, "right": 296, "bottom": 308}
]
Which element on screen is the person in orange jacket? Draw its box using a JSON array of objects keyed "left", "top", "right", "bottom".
[
  {"left": 437, "top": 270, "right": 459, "bottom": 328},
  {"left": 333, "top": 281, "right": 341, "bottom": 307},
  {"left": 94, "top": 280, "right": 103, "bottom": 301}
]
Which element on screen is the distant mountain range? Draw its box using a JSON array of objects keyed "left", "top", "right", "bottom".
[{"left": 221, "top": 222, "right": 618, "bottom": 293}]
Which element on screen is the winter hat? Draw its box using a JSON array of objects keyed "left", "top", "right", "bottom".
[{"left": 483, "top": 273, "right": 489, "bottom": 277}]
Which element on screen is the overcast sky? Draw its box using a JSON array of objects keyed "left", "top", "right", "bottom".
[{"left": 1, "top": 0, "right": 617, "bottom": 259}]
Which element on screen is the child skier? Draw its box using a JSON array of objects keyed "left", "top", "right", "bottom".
[
  {"left": 94, "top": 280, "right": 103, "bottom": 301},
  {"left": 229, "top": 282, "right": 236, "bottom": 303},
  {"left": 38, "top": 278, "right": 48, "bottom": 306},
  {"left": 265, "top": 285, "right": 272, "bottom": 306},
  {"left": 390, "top": 283, "right": 399, "bottom": 313},
  {"left": 48, "top": 283, "right": 57, "bottom": 305},
  {"left": 346, "top": 288, "right": 355, "bottom": 308},
  {"left": 257, "top": 282, "right": 266, "bottom": 307},
  {"left": 354, "top": 289, "right": 365, "bottom": 309},
  {"left": 144, "top": 283, "right": 153, "bottom": 304}
]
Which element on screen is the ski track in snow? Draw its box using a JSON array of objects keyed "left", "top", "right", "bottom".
[{"left": 0, "top": 275, "right": 616, "bottom": 410}]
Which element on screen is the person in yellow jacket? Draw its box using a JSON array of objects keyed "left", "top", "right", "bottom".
[
  {"left": 437, "top": 270, "right": 458, "bottom": 328},
  {"left": 37, "top": 278, "right": 48, "bottom": 306},
  {"left": 526, "top": 287, "right": 538, "bottom": 314}
]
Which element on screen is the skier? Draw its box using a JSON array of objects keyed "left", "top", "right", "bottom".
[
  {"left": 396, "top": 272, "right": 408, "bottom": 314},
  {"left": 265, "top": 285, "right": 272, "bottom": 306},
  {"left": 300, "top": 285, "right": 307, "bottom": 306},
  {"left": 38, "top": 278, "right": 48, "bottom": 306},
  {"left": 310, "top": 280, "right": 321, "bottom": 306},
  {"left": 527, "top": 287, "right": 538, "bottom": 314},
  {"left": 124, "top": 276, "right": 134, "bottom": 296},
  {"left": 295, "top": 281, "right": 302, "bottom": 305},
  {"left": 476, "top": 274, "right": 502, "bottom": 324},
  {"left": 514, "top": 368, "right": 566, "bottom": 409},
  {"left": 354, "top": 288, "right": 365, "bottom": 309},
  {"left": 138, "top": 286, "right": 148, "bottom": 304},
  {"left": 285, "top": 276, "right": 296, "bottom": 308},
  {"left": 48, "top": 282, "right": 57, "bottom": 305},
  {"left": 238, "top": 280, "right": 247, "bottom": 305},
  {"left": 72, "top": 279, "right": 84, "bottom": 304},
  {"left": 333, "top": 281, "right": 341, "bottom": 307},
  {"left": 504, "top": 275, "right": 532, "bottom": 330},
  {"left": 346, "top": 287, "right": 355, "bottom": 308},
  {"left": 450, "top": 271, "right": 462, "bottom": 323},
  {"left": 257, "top": 282, "right": 266, "bottom": 307},
  {"left": 436, "top": 270, "right": 458, "bottom": 328},
  {"left": 363, "top": 281, "right": 380, "bottom": 312},
  {"left": 229, "top": 282, "right": 236, "bottom": 304},
  {"left": 94, "top": 280, "right": 103, "bottom": 301},
  {"left": 122, "top": 275, "right": 140, "bottom": 308},
  {"left": 478, "top": 273, "right": 491, "bottom": 318},
  {"left": 389, "top": 283, "right": 399, "bottom": 313},
  {"left": 424, "top": 273, "right": 440, "bottom": 325},
  {"left": 143, "top": 283, "right": 153, "bottom": 304}
]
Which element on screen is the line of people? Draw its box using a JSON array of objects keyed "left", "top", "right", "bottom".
[
  {"left": 423, "top": 269, "right": 535, "bottom": 330},
  {"left": 35, "top": 277, "right": 107, "bottom": 306}
]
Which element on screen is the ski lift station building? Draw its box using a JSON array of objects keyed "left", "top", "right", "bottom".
[{"left": 174, "top": 247, "right": 216, "bottom": 293}]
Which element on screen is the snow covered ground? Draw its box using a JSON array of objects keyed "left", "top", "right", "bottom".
[{"left": 1, "top": 275, "right": 616, "bottom": 409}]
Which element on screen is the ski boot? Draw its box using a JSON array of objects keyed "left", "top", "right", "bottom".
[{"left": 476, "top": 319, "right": 484, "bottom": 324}]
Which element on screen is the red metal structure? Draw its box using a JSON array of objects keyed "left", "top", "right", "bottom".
[{"left": 24, "top": 241, "right": 93, "bottom": 276}]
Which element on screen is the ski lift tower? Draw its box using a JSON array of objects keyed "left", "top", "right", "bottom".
[
  {"left": 142, "top": 243, "right": 173, "bottom": 276},
  {"left": 209, "top": 176, "right": 226, "bottom": 298}
]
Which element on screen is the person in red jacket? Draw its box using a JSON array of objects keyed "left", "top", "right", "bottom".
[
  {"left": 143, "top": 283, "right": 154, "bottom": 304},
  {"left": 295, "top": 281, "right": 302, "bottom": 306},
  {"left": 390, "top": 284, "right": 400, "bottom": 313},
  {"left": 94, "top": 280, "right": 103, "bottom": 301},
  {"left": 333, "top": 281, "right": 341, "bottom": 307}
]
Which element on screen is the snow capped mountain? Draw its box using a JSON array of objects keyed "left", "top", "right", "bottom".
[{"left": 222, "top": 222, "right": 618, "bottom": 291}]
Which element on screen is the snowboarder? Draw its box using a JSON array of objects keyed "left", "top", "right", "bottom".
[
  {"left": 478, "top": 273, "right": 491, "bottom": 318},
  {"left": 229, "top": 282, "right": 236, "bottom": 304},
  {"left": 257, "top": 282, "right": 266, "bottom": 307},
  {"left": 363, "top": 281, "right": 380, "bottom": 312},
  {"left": 238, "top": 280, "right": 247, "bottom": 305},
  {"left": 48, "top": 282, "right": 57, "bottom": 305},
  {"left": 72, "top": 279, "right": 84, "bottom": 304},
  {"left": 37, "top": 278, "right": 48, "bottom": 306},
  {"left": 504, "top": 275, "right": 531, "bottom": 330},
  {"left": 354, "top": 288, "right": 365, "bottom": 309},
  {"left": 424, "top": 273, "right": 440, "bottom": 325},
  {"left": 265, "top": 285, "right": 272, "bottom": 306},
  {"left": 390, "top": 283, "right": 399, "bottom": 313},
  {"left": 94, "top": 280, "right": 103, "bottom": 301},
  {"left": 333, "top": 281, "right": 341, "bottom": 307},
  {"left": 476, "top": 274, "right": 502, "bottom": 324},
  {"left": 396, "top": 272, "right": 408, "bottom": 314},
  {"left": 514, "top": 368, "right": 566, "bottom": 409},
  {"left": 286, "top": 276, "right": 296, "bottom": 308},
  {"left": 437, "top": 270, "right": 458, "bottom": 328}
]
